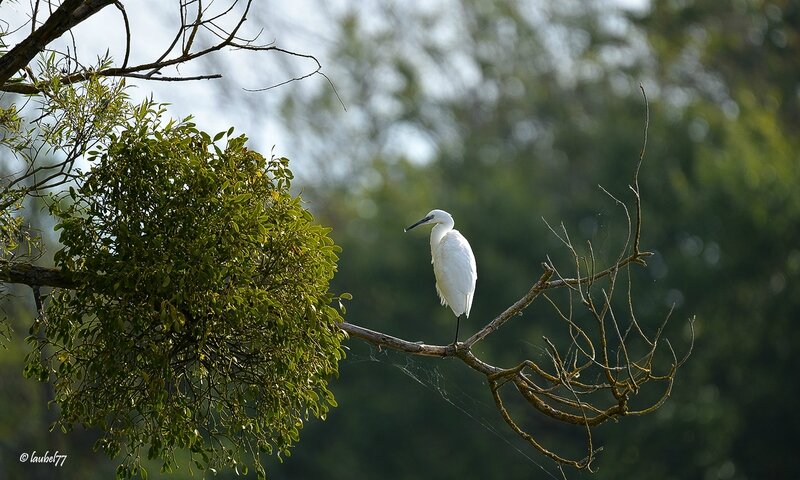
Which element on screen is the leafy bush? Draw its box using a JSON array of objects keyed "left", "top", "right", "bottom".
[{"left": 26, "top": 105, "right": 346, "bottom": 478}]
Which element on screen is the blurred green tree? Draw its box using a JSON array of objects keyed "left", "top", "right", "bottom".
[{"left": 267, "top": 1, "right": 800, "bottom": 479}]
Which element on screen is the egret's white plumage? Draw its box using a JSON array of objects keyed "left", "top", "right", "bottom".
[{"left": 405, "top": 209, "right": 477, "bottom": 343}]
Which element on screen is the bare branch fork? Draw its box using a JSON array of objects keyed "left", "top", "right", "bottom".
[
  {"left": 343, "top": 85, "right": 693, "bottom": 470},
  {"left": 0, "top": 0, "right": 334, "bottom": 209},
  {"left": 0, "top": 0, "right": 328, "bottom": 93}
]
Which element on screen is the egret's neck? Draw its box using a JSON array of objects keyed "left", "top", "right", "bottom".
[{"left": 430, "top": 218, "right": 454, "bottom": 251}]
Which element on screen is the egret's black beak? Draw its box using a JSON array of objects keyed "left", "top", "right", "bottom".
[{"left": 404, "top": 214, "right": 433, "bottom": 232}]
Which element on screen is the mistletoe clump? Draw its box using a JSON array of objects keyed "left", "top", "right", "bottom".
[{"left": 28, "top": 105, "right": 346, "bottom": 479}]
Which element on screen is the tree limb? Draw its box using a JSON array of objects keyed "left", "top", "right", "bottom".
[
  {"left": 0, "top": 0, "right": 115, "bottom": 85},
  {"left": 0, "top": 1, "right": 327, "bottom": 100},
  {"left": 464, "top": 265, "right": 554, "bottom": 348},
  {"left": 0, "top": 260, "right": 75, "bottom": 288}
]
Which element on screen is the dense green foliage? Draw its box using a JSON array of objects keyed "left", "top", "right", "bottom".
[{"left": 24, "top": 106, "right": 345, "bottom": 478}]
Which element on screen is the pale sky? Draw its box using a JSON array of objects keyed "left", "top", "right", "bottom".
[{"left": 2, "top": 0, "right": 651, "bottom": 183}]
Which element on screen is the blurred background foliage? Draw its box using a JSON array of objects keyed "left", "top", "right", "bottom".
[{"left": 2, "top": 0, "right": 799, "bottom": 478}]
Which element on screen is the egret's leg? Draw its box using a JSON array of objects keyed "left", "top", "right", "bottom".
[{"left": 453, "top": 315, "right": 461, "bottom": 345}]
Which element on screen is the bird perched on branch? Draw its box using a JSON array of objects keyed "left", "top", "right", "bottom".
[{"left": 405, "top": 209, "right": 477, "bottom": 345}]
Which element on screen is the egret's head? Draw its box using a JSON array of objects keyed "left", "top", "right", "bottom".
[{"left": 404, "top": 209, "right": 453, "bottom": 232}]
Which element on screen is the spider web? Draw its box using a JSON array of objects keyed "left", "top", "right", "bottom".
[{"left": 350, "top": 344, "right": 571, "bottom": 480}]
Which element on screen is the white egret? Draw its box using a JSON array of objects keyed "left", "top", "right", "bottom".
[{"left": 405, "top": 209, "right": 477, "bottom": 345}]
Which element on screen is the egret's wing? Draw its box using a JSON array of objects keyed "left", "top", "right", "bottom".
[{"left": 433, "top": 230, "right": 477, "bottom": 317}]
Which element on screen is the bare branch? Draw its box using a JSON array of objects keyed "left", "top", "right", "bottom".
[
  {"left": 0, "top": 0, "right": 321, "bottom": 98},
  {"left": 0, "top": 0, "right": 114, "bottom": 85},
  {"left": 114, "top": 2, "right": 131, "bottom": 69},
  {"left": 0, "top": 259, "right": 75, "bottom": 288},
  {"left": 339, "top": 322, "right": 450, "bottom": 358},
  {"left": 330, "top": 85, "right": 691, "bottom": 470},
  {"left": 464, "top": 265, "right": 554, "bottom": 348}
]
